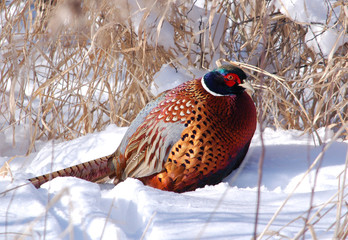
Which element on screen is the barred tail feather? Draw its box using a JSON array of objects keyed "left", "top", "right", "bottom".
[{"left": 29, "top": 154, "right": 115, "bottom": 188}]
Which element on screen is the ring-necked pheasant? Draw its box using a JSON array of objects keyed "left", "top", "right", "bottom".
[{"left": 29, "top": 64, "right": 257, "bottom": 193}]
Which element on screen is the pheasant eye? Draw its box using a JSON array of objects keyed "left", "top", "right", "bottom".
[{"left": 224, "top": 73, "right": 241, "bottom": 87}]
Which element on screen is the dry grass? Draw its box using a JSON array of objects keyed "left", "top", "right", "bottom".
[
  {"left": 1, "top": 0, "right": 347, "bottom": 145},
  {"left": 1, "top": 0, "right": 175, "bottom": 148},
  {"left": 0, "top": 0, "right": 347, "bottom": 239}
]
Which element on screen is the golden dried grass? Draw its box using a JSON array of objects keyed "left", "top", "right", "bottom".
[{"left": 1, "top": 0, "right": 346, "bottom": 146}]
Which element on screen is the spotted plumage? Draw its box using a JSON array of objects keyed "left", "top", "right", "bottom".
[{"left": 29, "top": 64, "right": 257, "bottom": 193}]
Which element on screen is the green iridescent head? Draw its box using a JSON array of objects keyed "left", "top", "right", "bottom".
[{"left": 202, "top": 64, "right": 253, "bottom": 96}]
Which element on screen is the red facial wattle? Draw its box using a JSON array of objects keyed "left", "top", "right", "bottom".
[
  {"left": 225, "top": 80, "right": 236, "bottom": 87},
  {"left": 224, "top": 73, "right": 241, "bottom": 87}
]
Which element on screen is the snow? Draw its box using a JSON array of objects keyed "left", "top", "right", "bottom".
[
  {"left": 151, "top": 64, "right": 206, "bottom": 96},
  {"left": 304, "top": 25, "right": 346, "bottom": 58},
  {"left": 1, "top": 124, "right": 347, "bottom": 239},
  {"left": 273, "top": 0, "right": 347, "bottom": 57},
  {"left": 1, "top": 0, "right": 347, "bottom": 239}
]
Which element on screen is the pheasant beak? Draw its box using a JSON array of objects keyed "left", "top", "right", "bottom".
[{"left": 239, "top": 81, "right": 255, "bottom": 93}]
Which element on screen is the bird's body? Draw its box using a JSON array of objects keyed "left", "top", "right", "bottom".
[{"left": 29, "top": 64, "right": 257, "bottom": 192}]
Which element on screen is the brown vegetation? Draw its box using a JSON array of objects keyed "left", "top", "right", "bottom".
[{"left": 1, "top": 0, "right": 346, "bottom": 147}]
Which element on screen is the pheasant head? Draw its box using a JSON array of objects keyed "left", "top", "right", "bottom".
[{"left": 202, "top": 64, "right": 254, "bottom": 96}]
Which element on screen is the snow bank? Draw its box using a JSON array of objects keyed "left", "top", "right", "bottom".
[{"left": 1, "top": 125, "right": 347, "bottom": 239}]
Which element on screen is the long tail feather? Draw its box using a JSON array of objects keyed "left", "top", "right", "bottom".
[{"left": 29, "top": 154, "right": 115, "bottom": 188}]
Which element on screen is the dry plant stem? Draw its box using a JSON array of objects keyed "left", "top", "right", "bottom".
[
  {"left": 333, "top": 147, "right": 348, "bottom": 238},
  {"left": 140, "top": 211, "right": 157, "bottom": 240},
  {"left": 300, "top": 134, "right": 328, "bottom": 238},
  {"left": 100, "top": 196, "right": 117, "bottom": 240},
  {"left": 253, "top": 6, "right": 270, "bottom": 237},
  {"left": 337, "top": 149, "right": 348, "bottom": 236},
  {"left": 254, "top": 122, "right": 265, "bottom": 240}
]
